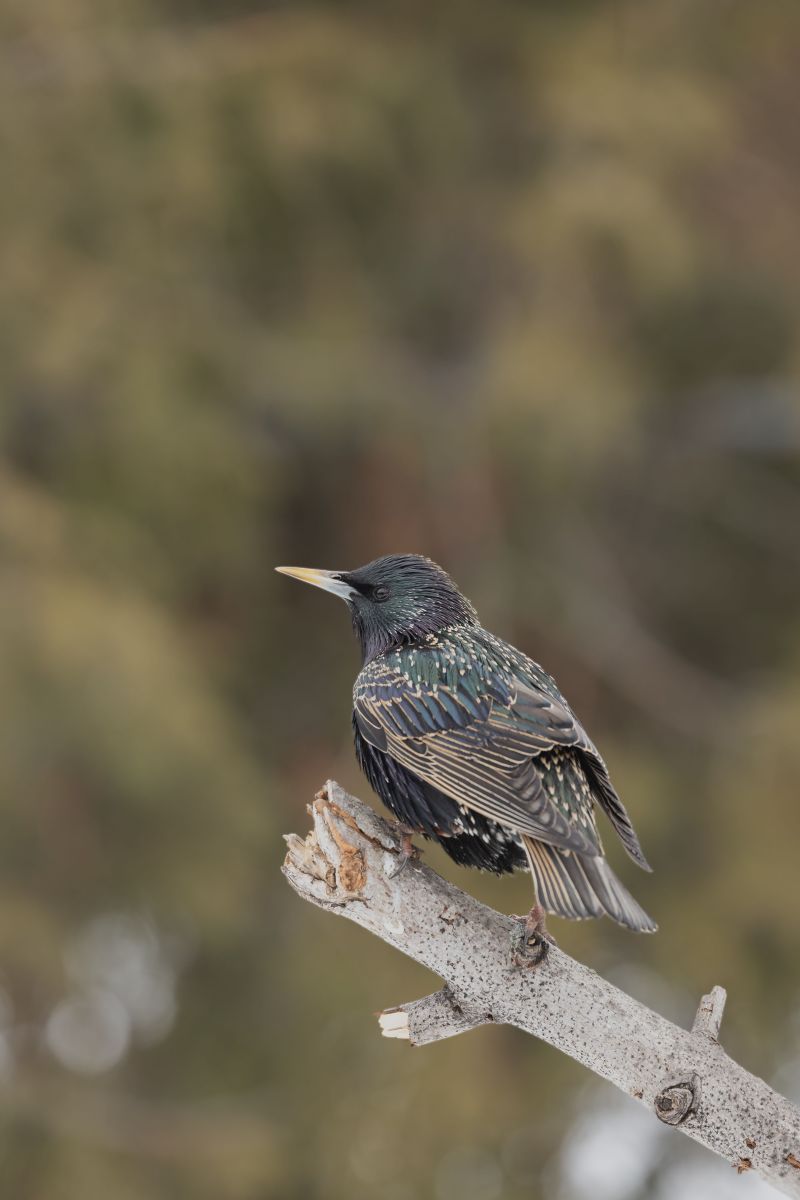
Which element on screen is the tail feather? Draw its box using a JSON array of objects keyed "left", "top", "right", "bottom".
[
  {"left": 522, "top": 836, "right": 657, "bottom": 933},
  {"left": 579, "top": 853, "right": 658, "bottom": 932}
]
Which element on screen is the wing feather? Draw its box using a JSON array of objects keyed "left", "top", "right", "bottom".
[{"left": 355, "top": 653, "right": 601, "bottom": 856}]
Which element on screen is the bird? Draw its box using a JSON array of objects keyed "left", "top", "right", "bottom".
[{"left": 276, "top": 554, "right": 656, "bottom": 948}]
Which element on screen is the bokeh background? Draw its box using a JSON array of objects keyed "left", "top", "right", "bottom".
[{"left": 2, "top": 2, "right": 800, "bottom": 1197}]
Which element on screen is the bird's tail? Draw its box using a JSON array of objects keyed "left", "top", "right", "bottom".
[{"left": 521, "top": 836, "right": 657, "bottom": 933}]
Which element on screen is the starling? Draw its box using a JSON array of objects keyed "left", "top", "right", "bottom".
[{"left": 276, "top": 555, "right": 656, "bottom": 936}]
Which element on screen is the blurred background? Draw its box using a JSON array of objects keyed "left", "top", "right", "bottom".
[{"left": 1, "top": 1, "right": 799, "bottom": 1197}]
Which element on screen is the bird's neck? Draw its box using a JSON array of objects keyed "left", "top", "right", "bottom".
[{"left": 352, "top": 613, "right": 478, "bottom": 664}]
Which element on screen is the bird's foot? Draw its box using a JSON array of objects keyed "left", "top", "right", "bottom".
[
  {"left": 511, "top": 904, "right": 556, "bottom": 969},
  {"left": 388, "top": 823, "right": 422, "bottom": 878}
]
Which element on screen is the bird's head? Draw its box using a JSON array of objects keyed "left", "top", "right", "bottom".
[{"left": 276, "top": 554, "right": 478, "bottom": 661}]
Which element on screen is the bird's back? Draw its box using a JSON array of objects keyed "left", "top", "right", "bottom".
[{"left": 352, "top": 624, "right": 656, "bottom": 932}]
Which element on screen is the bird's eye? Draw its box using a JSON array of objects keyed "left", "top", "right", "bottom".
[{"left": 373, "top": 585, "right": 390, "bottom": 602}]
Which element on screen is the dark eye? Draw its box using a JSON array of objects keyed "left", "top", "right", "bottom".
[{"left": 373, "top": 585, "right": 390, "bottom": 602}]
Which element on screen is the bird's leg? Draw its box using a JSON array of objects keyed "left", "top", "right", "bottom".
[
  {"left": 513, "top": 839, "right": 557, "bottom": 968},
  {"left": 388, "top": 822, "right": 422, "bottom": 877},
  {"left": 511, "top": 903, "right": 557, "bottom": 969}
]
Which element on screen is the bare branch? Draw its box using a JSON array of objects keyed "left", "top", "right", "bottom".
[{"left": 283, "top": 782, "right": 800, "bottom": 1198}]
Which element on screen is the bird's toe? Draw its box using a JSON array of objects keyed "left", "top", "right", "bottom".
[
  {"left": 511, "top": 904, "right": 557, "bottom": 969},
  {"left": 387, "top": 824, "right": 422, "bottom": 878}
]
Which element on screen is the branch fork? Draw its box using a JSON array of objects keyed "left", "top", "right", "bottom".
[{"left": 283, "top": 781, "right": 800, "bottom": 1198}]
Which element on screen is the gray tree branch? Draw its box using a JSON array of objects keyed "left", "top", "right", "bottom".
[{"left": 282, "top": 781, "right": 800, "bottom": 1197}]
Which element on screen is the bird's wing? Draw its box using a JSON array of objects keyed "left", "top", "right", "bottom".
[
  {"left": 515, "top": 673, "right": 652, "bottom": 870},
  {"left": 578, "top": 747, "right": 652, "bottom": 870},
  {"left": 354, "top": 655, "right": 602, "bottom": 856}
]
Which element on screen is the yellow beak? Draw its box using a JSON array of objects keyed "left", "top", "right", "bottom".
[{"left": 275, "top": 565, "right": 356, "bottom": 601}]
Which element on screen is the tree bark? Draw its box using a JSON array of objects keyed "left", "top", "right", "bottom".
[{"left": 283, "top": 781, "right": 800, "bottom": 1197}]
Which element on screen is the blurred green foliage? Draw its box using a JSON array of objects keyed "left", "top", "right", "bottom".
[{"left": 0, "top": 1, "right": 799, "bottom": 1197}]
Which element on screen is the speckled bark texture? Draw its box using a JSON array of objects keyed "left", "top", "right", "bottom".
[{"left": 283, "top": 782, "right": 800, "bottom": 1197}]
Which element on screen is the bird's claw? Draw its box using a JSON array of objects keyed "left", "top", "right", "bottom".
[
  {"left": 387, "top": 825, "right": 422, "bottom": 878},
  {"left": 511, "top": 904, "right": 556, "bottom": 969},
  {"left": 511, "top": 927, "right": 554, "bottom": 968}
]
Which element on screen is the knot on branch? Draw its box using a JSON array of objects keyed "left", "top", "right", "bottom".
[{"left": 654, "top": 1074, "right": 701, "bottom": 1126}]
